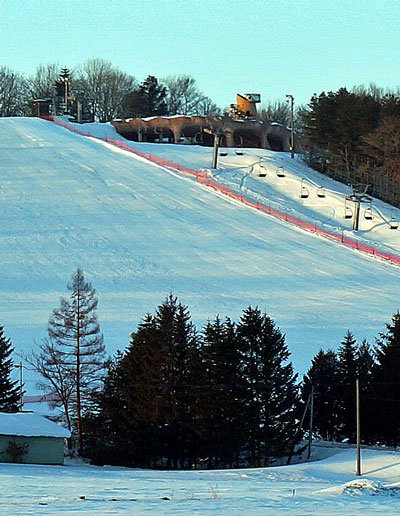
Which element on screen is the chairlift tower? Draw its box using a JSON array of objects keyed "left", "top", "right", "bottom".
[{"left": 345, "top": 183, "right": 371, "bottom": 231}]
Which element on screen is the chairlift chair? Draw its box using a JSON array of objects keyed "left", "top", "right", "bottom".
[
  {"left": 344, "top": 202, "right": 353, "bottom": 219},
  {"left": 235, "top": 148, "right": 244, "bottom": 156},
  {"left": 364, "top": 206, "right": 373, "bottom": 220},
  {"left": 300, "top": 179, "right": 309, "bottom": 199},
  {"left": 276, "top": 166, "right": 285, "bottom": 178},
  {"left": 219, "top": 149, "right": 228, "bottom": 157},
  {"left": 389, "top": 217, "right": 399, "bottom": 230},
  {"left": 258, "top": 164, "right": 267, "bottom": 177},
  {"left": 317, "top": 187, "right": 326, "bottom": 198},
  {"left": 300, "top": 186, "right": 309, "bottom": 199}
]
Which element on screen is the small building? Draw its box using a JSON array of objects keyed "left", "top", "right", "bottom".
[
  {"left": 32, "top": 99, "right": 52, "bottom": 117},
  {"left": 0, "top": 412, "right": 70, "bottom": 465}
]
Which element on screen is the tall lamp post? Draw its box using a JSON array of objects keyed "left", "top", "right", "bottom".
[{"left": 286, "top": 94, "right": 295, "bottom": 159}]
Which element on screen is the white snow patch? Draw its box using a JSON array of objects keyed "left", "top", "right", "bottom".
[{"left": 0, "top": 412, "right": 70, "bottom": 438}]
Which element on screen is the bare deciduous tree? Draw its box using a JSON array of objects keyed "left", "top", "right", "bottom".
[
  {"left": 163, "top": 74, "right": 220, "bottom": 116},
  {"left": 25, "top": 338, "right": 75, "bottom": 435},
  {"left": 75, "top": 59, "right": 136, "bottom": 121},
  {"left": 0, "top": 66, "right": 29, "bottom": 116},
  {"left": 27, "top": 63, "right": 59, "bottom": 101},
  {"left": 27, "top": 269, "right": 105, "bottom": 456}
]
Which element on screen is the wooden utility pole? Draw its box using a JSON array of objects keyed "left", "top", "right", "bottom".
[
  {"left": 286, "top": 388, "right": 312, "bottom": 465},
  {"left": 307, "top": 384, "right": 314, "bottom": 459},
  {"left": 211, "top": 132, "right": 220, "bottom": 169},
  {"left": 356, "top": 376, "right": 361, "bottom": 476},
  {"left": 204, "top": 128, "right": 224, "bottom": 169}
]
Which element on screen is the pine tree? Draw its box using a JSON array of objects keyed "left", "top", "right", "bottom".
[
  {"left": 0, "top": 326, "right": 20, "bottom": 412},
  {"left": 200, "top": 316, "right": 244, "bottom": 467},
  {"left": 372, "top": 311, "right": 400, "bottom": 445},
  {"left": 89, "top": 350, "right": 130, "bottom": 465},
  {"left": 237, "top": 307, "right": 299, "bottom": 465},
  {"left": 54, "top": 67, "right": 72, "bottom": 114},
  {"left": 104, "top": 295, "right": 200, "bottom": 468},
  {"left": 355, "top": 339, "right": 376, "bottom": 444},
  {"left": 47, "top": 269, "right": 105, "bottom": 455},
  {"left": 302, "top": 349, "right": 340, "bottom": 441},
  {"left": 121, "top": 313, "right": 166, "bottom": 467},
  {"left": 123, "top": 75, "right": 168, "bottom": 118},
  {"left": 336, "top": 331, "right": 358, "bottom": 440},
  {"left": 153, "top": 295, "right": 199, "bottom": 468}
]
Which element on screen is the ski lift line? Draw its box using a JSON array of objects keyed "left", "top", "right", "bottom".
[
  {"left": 49, "top": 117, "right": 400, "bottom": 267},
  {"left": 372, "top": 206, "right": 399, "bottom": 227}
]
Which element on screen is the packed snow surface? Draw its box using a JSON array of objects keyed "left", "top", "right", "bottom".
[
  {"left": 0, "top": 449, "right": 399, "bottom": 514},
  {"left": 0, "top": 117, "right": 399, "bottom": 395}
]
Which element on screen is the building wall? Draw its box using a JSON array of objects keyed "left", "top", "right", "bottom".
[{"left": 0, "top": 435, "right": 65, "bottom": 465}]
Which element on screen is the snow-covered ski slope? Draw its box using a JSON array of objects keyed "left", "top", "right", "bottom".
[
  {"left": 0, "top": 117, "right": 399, "bottom": 393},
  {"left": 1, "top": 448, "right": 400, "bottom": 514}
]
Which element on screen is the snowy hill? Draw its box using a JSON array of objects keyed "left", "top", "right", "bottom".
[
  {"left": 0, "top": 117, "right": 399, "bottom": 394},
  {"left": 1, "top": 448, "right": 399, "bottom": 514}
]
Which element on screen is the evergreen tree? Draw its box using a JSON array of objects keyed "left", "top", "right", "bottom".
[
  {"left": 123, "top": 75, "right": 168, "bottom": 118},
  {"left": 0, "top": 326, "right": 20, "bottom": 412},
  {"left": 121, "top": 313, "right": 166, "bottom": 467},
  {"left": 102, "top": 295, "right": 200, "bottom": 468},
  {"left": 47, "top": 269, "right": 105, "bottom": 455},
  {"left": 304, "top": 87, "right": 380, "bottom": 174},
  {"left": 302, "top": 349, "right": 340, "bottom": 441},
  {"left": 200, "top": 316, "right": 244, "bottom": 467},
  {"left": 336, "top": 331, "right": 358, "bottom": 440},
  {"left": 302, "top": 85, "right": 400, "bottom": 205},
  {"left": 54, "top": 67, "right": 72, "bottom": 114},
  {"left": 372, "top": 311, "right": 400, "bottom": 445},
  {"left": 87, "top": 350, "right": 128, "bottom": 464},
  {"left": 355, "top": 339, "right": 376, "bottom": 444},
  {"left": 236, "top": 307, "right": 299, "bottom": 465},
  {"left": 356, "top": 339, "right": 375, "bottom": 387},
  {"left": 152, "top": 295, "right": 200, "bottom": 468}
]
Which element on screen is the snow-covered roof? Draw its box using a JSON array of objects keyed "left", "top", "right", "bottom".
[{"left": 0, "top": 412, "right": 70, "bottom": 438}]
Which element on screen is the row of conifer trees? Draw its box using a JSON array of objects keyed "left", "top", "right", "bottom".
[
  {"left": 82, "top": 295, "right": 400, "bottom": 469},
  {"left": 1, "top": 271, "right": 400, "bottom": 467},
  {"left": 84, "top": 295, "right": 300, "bottom": 468}
]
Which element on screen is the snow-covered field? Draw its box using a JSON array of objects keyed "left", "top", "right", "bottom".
[
  {"left": 0, "top": 117, "right": 399, "bottom": 395},
  {"left": 1, "top": 448, "right": 399, "bottom": 514},
  {"left": 1, "top": 117, "right": 400, "bottom": 514}
]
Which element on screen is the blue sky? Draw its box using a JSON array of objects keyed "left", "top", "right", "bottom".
[{"left": 1, "top": 0, "right": 399, "bottom": 109}]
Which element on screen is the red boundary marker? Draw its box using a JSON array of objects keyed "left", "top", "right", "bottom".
[{"left": 41, "top": 116, "right": 400, "bottom": 267}]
